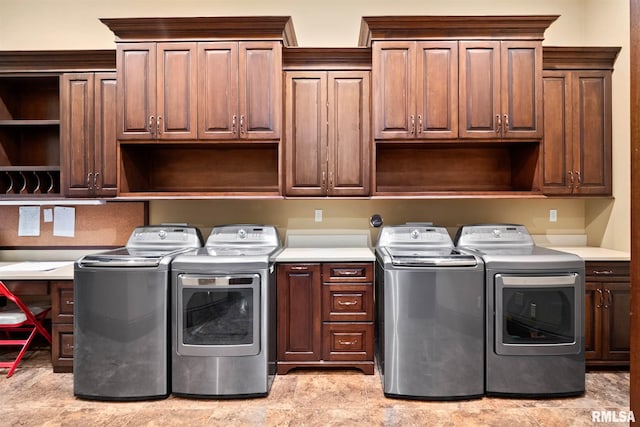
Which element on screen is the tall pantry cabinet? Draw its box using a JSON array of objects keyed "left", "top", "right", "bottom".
[{"left": 542, "top": 47, "right": 620, "bottom": 196}]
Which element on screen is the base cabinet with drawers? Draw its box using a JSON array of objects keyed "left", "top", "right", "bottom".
[
  {"left": 584, "top": 261, "right": 630, "bottom": 367},
  {"left": 51, "top": 281, "right": 74, "bottom": 373},
  {"left": 276, "top": 262, "right": 374, "bottom": 374}
]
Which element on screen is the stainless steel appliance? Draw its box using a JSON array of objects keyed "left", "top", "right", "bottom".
[
  {"left": 74, "top": 225, "right": 203, "bottom": 401},
  {"left": 375, "top": 224, "right": 485, "bottom": 400},
  {"left": 455, "top": 224, "right": 585, "bottom": 397},
  {"left": 170, "top": 224, "right": 281, "bottom": 398}
]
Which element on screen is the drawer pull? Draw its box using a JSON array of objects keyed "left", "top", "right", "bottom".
[
  {"left": 335, "top": 270, "right": 360, "bottom": 276},
  {"left": 290, "top": 266, "right": 309, "bottom": 271},
  {"left": 593, "top": 270, "right": 614, "bottom": 276},
  {"left": 338, "top": 339, "right": 358, "bottom": 346},
  {"left": 65, "top": 344, "right": 74, "bottom": 350},
  {"left": 65, "top": 300, "right": 74, "bottom": 305},
  {"left": 337, "top": 300, "right": 358, "bottom": 306}
]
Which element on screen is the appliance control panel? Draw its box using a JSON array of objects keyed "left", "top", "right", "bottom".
[
  {"left": 455, "top": 224, "right": 534, "bottom": 248},
  {"left": 127, "top": 225, "right": 203, "bottom": 248},
  {"left": 377, "top": 225, "right": 453, "bottom": 248},
  {"left": 206, "top": 225, "right": 280, "bottom": 247}
]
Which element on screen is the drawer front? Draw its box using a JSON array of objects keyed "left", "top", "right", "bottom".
[
  {"left": 322, "top": 322, "right": 373, "bottom": 361},
  {"left": 322, "top": 263, "right": 373, "bottom": 283},
  {"left": 52, "top": 323, "right": 74, "bottom": 371},
  {"left": 51, "top": 281, "right": 74, "bottom": 323},
  {"left": 585, "top": 261, "right": 630, "bottom": 279},
  {"left": 322, "top": 284, "right": 373, "bottom": 322}
]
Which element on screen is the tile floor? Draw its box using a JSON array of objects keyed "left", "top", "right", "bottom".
[{"left": 0, "top": 349, "right": 631, "bottom": 427}]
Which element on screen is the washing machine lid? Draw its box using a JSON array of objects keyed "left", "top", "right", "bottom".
[
  {"left": 455, "top": 224, "right": 534, "bottom": 249},
  {"left": 384, "top": 247, "right": 478, "bottom": 267},
  {"left": 78, "top": 247, "right": 194, "bottom": 267}
]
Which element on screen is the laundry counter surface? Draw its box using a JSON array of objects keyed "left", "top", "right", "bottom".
[
  {"left": 0, "top": 261, "right": 74, "bottom": 280},
  {"left": 547, "top": 246, "right": 630, "bottom": 262}
]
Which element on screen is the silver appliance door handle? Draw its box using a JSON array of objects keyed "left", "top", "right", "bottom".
[{"left": 499, "top": 274, "right": 577, "bottom": 286}]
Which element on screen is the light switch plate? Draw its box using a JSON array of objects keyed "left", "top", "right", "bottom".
[{"left": 315, "top": 209, "right": 323, "bottom": 222}]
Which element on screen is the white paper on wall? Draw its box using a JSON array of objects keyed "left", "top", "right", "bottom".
[
  {"left": 53, "top": 206, "right": 75, "bottom": 237},
  {"left": 18, "top": 206, "right": 40, "bottom": 236}
]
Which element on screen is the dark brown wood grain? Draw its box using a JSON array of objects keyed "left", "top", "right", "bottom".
[{"left": 630, "top": 0, "right": 639, "bottom": 412}]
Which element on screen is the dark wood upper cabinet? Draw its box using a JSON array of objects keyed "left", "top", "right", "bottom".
[
  {"left": 61, "top": 72, "right": 117, "bottom": 197},
  {"left": 459, "top": 40, "right": 542, "bottom": 140},
  {"left": 542, "top": 47, "right": 620, "bottom": 196},
  {"left": 0, "top": 50, "right": 115, "bottom": 199},
  {"left": 284, "top": 48, "right": 371, "bottom": 197}
]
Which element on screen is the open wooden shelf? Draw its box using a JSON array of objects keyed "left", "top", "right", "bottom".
[
  {"left": 119, "top": 143, "right": 280, "bottom": 196},
  {"left": 374, "top": 142, "right": 541, "bottom": 195}
]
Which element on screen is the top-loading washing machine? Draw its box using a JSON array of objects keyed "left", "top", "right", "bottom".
[
  {"left": 74, "top": 225, "right": 203, "bottom": 401},
  {"left": 455, "top": 224, "right": 585, "bottom": 397},
  {"left": 170, "top": 224, "right": 281, "bottom": 398},
  {"left": 375, "top": 224, "right": 485, "bottom": 400}
]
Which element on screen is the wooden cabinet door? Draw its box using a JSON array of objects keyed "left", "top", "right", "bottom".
[
  {"left": 277, "top": 264, "right": 322, "bottom": 361},
  {"left": 415, "top": 41, "right": 458, "bottom": 139},
  {"left": 156, "top": 42, "right": 197, "bottom": 140},
  {"left": 542, "top": 70, "right": 573, "bottom": 195},
  {"left": 500, "top": 41, "right": 542, "bottom": 139},
  {"left": 327, "top": 71, "right": 370, "bottom": 196},
  {"left": 459, "top": 41, "right": 501, "bottom": 139},
  {"left": 584, "top": 282, "right": 603, "bottom": 361},
  {"left": 61, "top": 73, "right": 95, "bottom": 197},
  {"left": 571, "top": 71, "right": 612, "bottom": 195},
  {"left": 284, "top": 71, "right": 327, "bottom": 196},
  {"left": 117, "top": 43, "right": 156, "bottom": 140},
  {"left": 198, "top": 42, "right": 239, "bottom": 140},
  {"left": 239, "top": 41, "right": 281, "bottom": 140},
  {"left": 372, "top": 41, "right": 416, "bottom": 140},
  {"left": 94, "top": 73, "right": 117, "bottom": 196},
  {"left": 602, "top": 281, "right": 631, "bottom": 361}
]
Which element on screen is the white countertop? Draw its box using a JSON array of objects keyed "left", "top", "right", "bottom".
[
  {"left": 276, "top": 247, "right": 375, "bottom": 262},
  {"left": 546, "top": 246, "right": 630, "bottom": 262},
  {"left": 0, "top": 261, "right": 75, "bottom": 280}
]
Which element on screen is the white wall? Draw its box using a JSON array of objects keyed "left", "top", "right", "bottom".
[{"left": 0, "top": 0, "right": 630, "bottom": 250}]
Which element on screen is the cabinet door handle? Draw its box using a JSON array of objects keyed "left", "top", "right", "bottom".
[
  {"left": 232, "top": 115, "right": 237, "bottom": 135},
  {"left": 596, "top": 288, "right": 603, "bottom": 308},
  {"left": 94, "top": 172, "right": 100, "bottom": 190},
  {"left": 157, "top": 116, "right": 163, "bottom": 135},
  {"left": 86, "top": 172, "right": 93, "bottom": 188},
  {"left": 503, "top": 114, "right": 510, "bottom": 131},
  {"left": 240, "top": 115, "right": 245, "bottom": 134},
  {"left": 604, "top": 289, "right": 612, "bottom": 308},
  {"left": 337, "top": 300, "right": 358, "bottom": 306},
  {"left": 417, "top": 114, "right": 423, "bottom": 134},
  {"left": 148, "top": 115, "right": 155, "bottom": 135},
  {"left": 65, "top": 300, "right": 74, "bottom": 305},
  {"left": 338, "top": 339, "right": 358, "bottom": 346},
  {"left": 575, "top": 170, "right": 582, "bottom": 187},
  {"left": 495, "top": 114, "right": 502, "bottom": 134},
  {"left": 568, "top": 170, "right": 574, "bottom": 189},
  {"left": 328, "top": 171, "right": 334, "bottom": 190},
  {"left": 410, "top": 115, "right": 415, "bottom": 134},
  {"left": 593, "top": 270, "right": 614, "bottom": 276}
]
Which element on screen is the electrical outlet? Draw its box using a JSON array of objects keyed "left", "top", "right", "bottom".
[
  {"left": 315, "top": 209, "right": 323, "bottom": 222},
  {"left": 549, "top": 209, "right": 558, "bottom": 222}
]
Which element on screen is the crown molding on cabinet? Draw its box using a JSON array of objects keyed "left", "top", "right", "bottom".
[
  {"left": 543, "top": 46, "right": 621, "bottom": 70},
  {"left": 0, "top": 50, "right": 115, "bottom": 73},
  {"left": 358, "top": 15, "right": 559, "bottom": 46},
  {"left": 100, "top": 16, "right": 298, "bottom": 46}
]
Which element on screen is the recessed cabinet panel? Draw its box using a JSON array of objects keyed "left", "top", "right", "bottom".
[
  {"left": 329, "top": 73, "right": 370, "bottom": 195},
  {"left": 198, "top": 43, "right": 238, "bottom": 139},
  {"left": 287, "top": 73, "right": 325, "bottom": 193},
  {"left": 542, "top": 71, "right": 572, "bottom": 194},
  {"left": 372, "top": 43, "right": 414, "bottom": 139},
  {"left": 95, "top": 74, "right": 118, "bottom": 195},
  {"left": 239, "top": 42, "right": 282, "bottom": 139},
  {"left": 118, "top": 44, "right": 156, "bottom": 139},
  {"left": 502, "top": 43, "right": 540, "bottom": 136},
  {"left": 574, "top": 73, "right": 610, "bottom": 194},
  {"left": 459, "top": 42, "right": 500, "bottom": 138},
  {"left": 416, "top": 41, "right": 458, "bottom": 138},
  {"left": 156, "top": 43, "right": 197, "bottom": 139}
]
